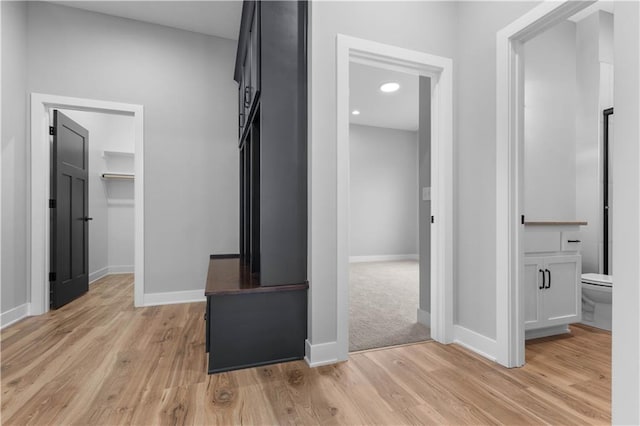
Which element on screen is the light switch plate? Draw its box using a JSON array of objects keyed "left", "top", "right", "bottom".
[{"left": 422, "top": 187, "right": 431, "bottom": 201}]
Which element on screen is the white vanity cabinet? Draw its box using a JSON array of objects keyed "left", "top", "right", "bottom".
[{"left": 524, "top": 221, "right": 585, "bottom": 339}]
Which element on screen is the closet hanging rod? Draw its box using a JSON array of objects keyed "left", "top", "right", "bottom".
[{"left": 101, "top": 173, "right": 134, "bottom": 180}]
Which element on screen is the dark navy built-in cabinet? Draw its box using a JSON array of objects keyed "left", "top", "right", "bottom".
[{"left": 204, "top": 1, "right": 308, "bottom": 374}]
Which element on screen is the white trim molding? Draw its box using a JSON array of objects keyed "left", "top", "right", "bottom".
[
  {"left": 305, "top": 340, "right": 341, "bottom": 367},
  {"left": 89, "top": 267, "right": 110, "bottom": 284},
  {"left": 349, "top": 254, "right": 418, "bottom": 263},
  {"left": 453, "top": 325, "right": 497, "bottom": 362},
  {"left": 143, "top": 290, "right": 205, "bottom": 307},
  {"left": 0, "top": 304, "right": 30, "bottom": 330},
  {"left": 29, "top": 93, "right": 145, "bottom": 314},
  {"left": 495, "top": 0, "right": 596, "bottom": 368},
  {"left": 335, "top": 35, "right": 454, "bottom": 361}
]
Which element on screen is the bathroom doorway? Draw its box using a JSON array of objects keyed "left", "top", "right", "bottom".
[{"left": 522, "top": 3, "right": 614, "bottom": 360}]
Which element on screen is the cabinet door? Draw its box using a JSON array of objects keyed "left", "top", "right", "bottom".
[
  {"left": 541, "top": 255, "right": 581, "bottom": 326},
  {"left": 524, "top": 257, "right": 544, "bottom": 330}
]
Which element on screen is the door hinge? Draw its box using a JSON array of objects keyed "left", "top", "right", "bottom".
[
  {"left": 49, "top": 272, "right": 56, "bottom": 282},
  {"left": 49, "top": 199, "right": 56, "bottom": 208},
  {"left": 49, "top": 126, "right": 55, "bottom": 136},
  {"left": 431, "top": 215, "right": 435, "bottom": 224}
]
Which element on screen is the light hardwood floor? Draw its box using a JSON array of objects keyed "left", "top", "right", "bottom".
[{"left": 1, "top": 274, "right": 611, "bottom": 425}]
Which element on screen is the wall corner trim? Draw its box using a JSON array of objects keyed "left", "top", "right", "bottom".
[
  {"left": 143, "top": 290, "right": 205, "bottom": 307},
  {"left": 453, "top": 325, "right": 497, "bottom": 362},
  {"left": 417, "top": 308, "right": 431, "bottom": 327},
  {"left": 304, "top": 340, "right": 341, "bottom": 367},
  {"left": 0, "top": 303, "right": 31, "bottom": 330}
]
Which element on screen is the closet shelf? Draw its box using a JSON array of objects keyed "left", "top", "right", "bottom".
[
  {"left": 102, "top": 172, "right": 134, "bottom": 180},
  {"left": 103, "top": 150, "right": 134, "bottom": 158}
]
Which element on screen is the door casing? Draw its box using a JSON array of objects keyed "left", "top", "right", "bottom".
[{"left": 30, "top": 93, "right": 145, "bottom": 313}]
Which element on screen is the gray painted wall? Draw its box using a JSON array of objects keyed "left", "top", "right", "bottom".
[
  {"left": 524, "top": 21, "right": 577, "bottom": 221},
  {"left": 418, "top": 76, "right": 431, "bottom": 315},
  {"left": 1, "top": 1, "right": 239, "bottom": 314},
  {"left": 1, "top": 1, "right": 28, "bottom": 312},
  {"left": 349, "top": 124, "right": 418, "bottom": 258}
]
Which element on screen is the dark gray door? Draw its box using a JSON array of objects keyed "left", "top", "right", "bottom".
[{"left": 50, "top": 110, "right": 90, "bottom": 309}]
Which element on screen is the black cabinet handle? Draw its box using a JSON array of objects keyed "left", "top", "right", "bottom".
[
  {"left": 567, "top": 239, "right": 581, "bottom": 243},
  {"left": 244, "top": 86, "right": 252, "bottom": 108},
  {"left": 83, "top": 217, "right": 93, "bottom": 222},
  {"left": 539, "top": 269, "right": 545, "bottom": 290},
  {"left": 545, "top": 269, "right": 551, "bottom": 289}
]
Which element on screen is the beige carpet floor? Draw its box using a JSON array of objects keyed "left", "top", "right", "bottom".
[{"left": 349, "top": 260, "right": 431, "bottom": 352}]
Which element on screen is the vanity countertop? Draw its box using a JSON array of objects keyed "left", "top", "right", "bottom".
[{"left": 524, "top": 220, "right": 588, "bottom": 226}]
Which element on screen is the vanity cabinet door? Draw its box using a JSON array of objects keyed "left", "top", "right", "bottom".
[
  {"left": 542, "top": 255, "right": 581, "bottom": 326},
  {"left": 524, "top": 257, "right": 544, "bottom": 330}
]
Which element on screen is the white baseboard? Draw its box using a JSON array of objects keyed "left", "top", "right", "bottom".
[
  {"left": 89, "top": 267, "right": 110, "bottom": 284},
  {"left": 417, "top": 308, "right": 431, "bottom": 327},
  {"left": 143, "top": 290, "right": 205, "bottom": 307},
  {"left": 349, "top": 254, "right": 419, "bottom": 263},
  {"left": 305, "top": 340, "right": 341, "bottom": 367},
  {"left": 1, "top": 303, "right": 30, "bottom": 330},
  {"left": 109, "top": 265, "right": 134, "bottom": 274},
  {"left": 453, "top": 325, "right": 497, "bottom": 362},
  {"left": 89, "top": 265, "right": 134, "bottom": 284},
  {"left": 525, "top": 325, "right": 570, "bottom": 340}
]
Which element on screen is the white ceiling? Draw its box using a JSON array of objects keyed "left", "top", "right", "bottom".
[
  {"left": 349, "top": 63, "right": 419, "bottom": 132},
  {"left": 50, "top": 1, "right": 243, "bottom": 40}
]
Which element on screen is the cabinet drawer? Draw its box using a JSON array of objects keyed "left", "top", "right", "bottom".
[
  {"left": 524, "top": 232, "right": 561, "bottom": 253},
  {"left": 561, "top": 231, "right": 582, "bottom": 252}
]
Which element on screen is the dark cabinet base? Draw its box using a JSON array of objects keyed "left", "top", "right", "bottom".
[
  {"left": 206, "top": 288, "right": 307, "bottom": 374},
  {"left": 204, "top": 256, "right": 307, "bottom": 374}
]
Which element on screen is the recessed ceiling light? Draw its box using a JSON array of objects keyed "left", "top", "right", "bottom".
[
  {"left": 352, "top": 110, "right": 361, "bottom": 115},
  {"left": 379, "top": 82, "right": 400, "bottom": 93}
]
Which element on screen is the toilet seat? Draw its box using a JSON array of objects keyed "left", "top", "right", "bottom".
[{"left": 581, "top": 273, "right": 613, "bottom": 287}]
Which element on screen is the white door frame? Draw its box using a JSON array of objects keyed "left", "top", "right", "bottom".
[
  {"left": 29, "top": 93, "right": 145, "bottom": 313},
  {"left": 336, "top": 35, "right": 454, "bottom": 357},
  {"left": 495, "top": 0, "right": 596, "bottom": 367}
]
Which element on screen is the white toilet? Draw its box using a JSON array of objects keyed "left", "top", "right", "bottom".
[{"left": 581, "top": 273, "right": 612, "bottom": 331}]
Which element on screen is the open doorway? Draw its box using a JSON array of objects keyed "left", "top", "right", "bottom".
[
  {"left": 347, "top": 63, "right": 430, "bottom": 351},
  {"left": 496, "top": 0, "right": 616, "bottom": 367},
  {"left": 49, "top": 108, "right": 136, "bottom": 309},
  {"left": 30, "top": 94, "right": 144, "bottom": 314},
  {"left": 335, "top": 35, "right": 454, "bottom": 359}
]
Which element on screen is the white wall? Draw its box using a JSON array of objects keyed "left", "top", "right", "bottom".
[
  {"left": 575, "top": 11, "right": 615, "bottom": 274},
  {"left": 1, "top": 1, "right": 28, "bottom": 313},
  {"left": 0, "top": 1, "right": 239, "bottom": 311},
  {"left": 60, "top": 109, "right": 136, "bottom": 280},
  {"left": 349, "top": 124, "right": 418, "bottom": 259},
  {"left": 309, "top": 0, "right": 458, "bottom": 351},
  {"left": 455, "top": 1, "right": 540, "bottom": 338},
  {"left": 611, "top": 2, "right": 640, "bottom": 422},
  {"left": 524, "top": 21, "right": 577, "bottom": 221}
]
